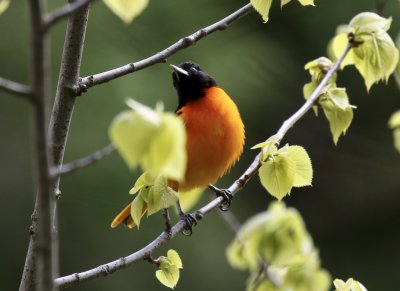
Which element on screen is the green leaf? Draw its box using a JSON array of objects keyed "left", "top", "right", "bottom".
[
  {"left": 333, "top": 278, "right": 367, "bottom": 291},
  {"left": 130, "top": 195, "right": 145, "bottom": 227},
  {"left": 327, "top": 87, "right": 355, "bottom": 110},
  {"left": 282, "top": 251, "right": 331, "bottom": 291},
  {"left": 392, "top": 128, "right": 400, "bottom": 153},
  {"left": 286, "top": 146, "right": 313, "bottom": 187},
  {"left": 167, "top": 249, "right": 183, "bottom": 269},
  {"left": 110, "top": 99, "right": 186, "bottom": 181},
  {"left": 281, "top": 0, "right": 291, "bottom": 7},
  {"left": 303, "top": 57, "right": 335, "bottom": 116},
  {"left": 109, "top": 109, "right": 159, "bottom": 170},
  {"left": 251, "top": 134, "right": 280, "bottom": 150},
  {"left": 252, "top": 134, "right": 281, "bottom": 162},
  {"left": 259, "top": 153, "right": 296, "bottom": 200},
  {"left": 388, "top": 110, "right": 400, "bottom": 129},
  {"left": 0, "top": 0, "right": 10, "bottom": 15},
  {"left": 320, "top": 88, "right": 354, "bottom": 145},
  {"left": 297, "top": 0, "right": 315, "bottom": 6},
  {"left": 352, "top": 32, "right": 399, "bottom": 91},
  {"left": 102, "top": 0, "right": 148, "bottom": 23},
  {"left": 155, "top": 266, "right": 180, "bottom": 289},
  {"left": 304, "top": 57, "right": 334, "bottom": 81},
  {"left": 156, "top": 250, "right": 182, "bottom": 289},
  {"left": 227, "top": 202, "right": 310, "bottom": 270},
  {"left": 146, "top": 176, "right": 179, "bottom": 216},
  {"left": 251, "top": 0, "right": 273, "bottom": 23},
  {"left": 129, "top": 171, "right": 155, "bottom": 194},
  {"left": 281, "top": 0, "right": 315, "bottom": 7},
  {"left": 141, "top": 113, "right": 187, "bottom": 181},
  {"left": 349, "top": 12, "right": 391, "bottom": 34}
]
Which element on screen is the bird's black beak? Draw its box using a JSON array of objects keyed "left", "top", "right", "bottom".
[{"left": 170, "top": 64, "right": 189, "bottom": 76}]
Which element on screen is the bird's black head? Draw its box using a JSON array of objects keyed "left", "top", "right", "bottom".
[{"left": 171, "top": 62, "right": 217, "bottom": 111}]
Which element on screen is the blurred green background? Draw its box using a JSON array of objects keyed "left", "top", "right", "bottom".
[{"left": 1, "top": 0, "right": 400, "bottom": 290}]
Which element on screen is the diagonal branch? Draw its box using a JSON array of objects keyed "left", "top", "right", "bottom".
[
  {"left": 43, "top": 0, "right": 93, "bottom": 31},
  {"left": 74, "top": 3, "right": 253, "bottom": 95},
  {"left": 54, "top": 38, "right": 354, "bottom": 290},
  {"left": 0, "top": 77, "right": 32, "bottom": 99},
  {"left": 60, "top": 144, "right": 116, "bottom": 175}
]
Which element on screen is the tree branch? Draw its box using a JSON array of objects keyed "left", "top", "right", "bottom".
[
  {"left": 60, "top": 144, "right": 115, "bottom": 175},
  {"left": 20, "top": 3, "right": 90, "bottom": 291},
  {"left": 74, "top": 3, "right": 253, "bottom": 95},
  {"left": 0, "top": 77, "right": 32, "bottom": 99},
  {"left": 275, "top": 42, "right": 352, "bottom": 140},
  {"left": 54, "top": 31, "right": 354, "bottom": 291},
  {"left": 43, "top": 0, "right": 93, "bottom": 31},
  {"left": 20, "top": 0, "right": 53, "bottom": 290}
]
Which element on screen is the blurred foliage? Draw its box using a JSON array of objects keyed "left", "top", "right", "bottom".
[
  {"left": 227, "top": 202, "right": 331, "bottom": 291},
  {"left": 1, "top": 0, "right": 400, "bottom": 290}
]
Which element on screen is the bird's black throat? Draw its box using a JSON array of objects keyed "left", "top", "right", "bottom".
[{"left": 172, "top": 62, "right": 217, "bottom": 111}]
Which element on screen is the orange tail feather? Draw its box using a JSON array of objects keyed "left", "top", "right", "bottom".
[{"left": 111, "top": 202, "right": 148, "bottom": 229}]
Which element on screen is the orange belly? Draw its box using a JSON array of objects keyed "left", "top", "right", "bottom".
[{"left": 177, "top": 86, "right": 245, "bottom": 191}]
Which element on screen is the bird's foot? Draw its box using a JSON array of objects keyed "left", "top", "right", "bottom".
[
  {"left": 209, "top": 185, "right": 233, "bottom": 211},
  {"left": 179, "top": 212, "right": 197, "bottom": 236}
]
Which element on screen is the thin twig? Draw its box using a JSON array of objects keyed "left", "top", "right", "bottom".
[
  {"left": 43, "top": 0, "right": 93, "bottom": 31},
  {"left": 75, "top": 3, "right": 253, "bottom": 94},
  {"left": 0, "top": 77, "right": 32, "bottom": 99},
  {"left": 60, "top": 144, "right": 116, "bottom": 175},
  {"left": 54, "top": 25, "right": 354, "bottom": 291}
]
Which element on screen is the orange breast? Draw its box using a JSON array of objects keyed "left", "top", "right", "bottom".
[{"left": 177, "top": 86, "right": 245, "bottom": 191}]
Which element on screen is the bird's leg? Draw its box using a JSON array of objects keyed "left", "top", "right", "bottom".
[
  {"left": 176, "top": 201, "right": 197, "bottom": 236},
  {"left": 208, "top": 184, "right": 233, "bottom": 211}
]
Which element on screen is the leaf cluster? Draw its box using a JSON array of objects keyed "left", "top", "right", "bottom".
[
  {"left": 330, "top": 12, "right": 399, "bottom": 91},
  {"left": 303, "top": 57, "right": 356, "bottom": 145},
  {"left": 129, "top": 172, "right": 179, "bottom": 227},
  {"left": 252, "top": 137, "right": 313, "bottom": 200},
  {"left": 226, "top": 202, "right": 331, "bottom": 291}
]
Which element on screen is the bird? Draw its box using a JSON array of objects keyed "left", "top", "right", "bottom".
[{"left": 111, "top": 62, "right": 245, "bottom": 232}]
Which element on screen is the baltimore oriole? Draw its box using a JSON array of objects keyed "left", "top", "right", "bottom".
[{"left": 111, "top": 62, "right": 245, "bottom": 231}]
